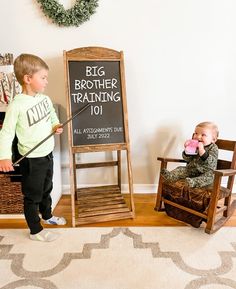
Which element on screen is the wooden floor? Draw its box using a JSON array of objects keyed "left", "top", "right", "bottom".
[{"left": 0, "top": 194, "right": 236, "bottom": 229}]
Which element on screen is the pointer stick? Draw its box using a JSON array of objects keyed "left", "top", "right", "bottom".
[{"left": 13, "top": 103, "right": 91, "bottom": 166}]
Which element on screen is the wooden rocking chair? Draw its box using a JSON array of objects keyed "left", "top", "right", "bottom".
[{"left": 155, "top": 139, "right": 236, "bottom": 234}]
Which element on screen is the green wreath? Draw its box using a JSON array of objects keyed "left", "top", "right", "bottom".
[{"left": 36, "top": 0, "right": 99, "bottom": 27}]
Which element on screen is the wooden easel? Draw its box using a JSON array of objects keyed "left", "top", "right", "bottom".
[{"left": 64, "top": 47, "right": 135, "bottom": 226}]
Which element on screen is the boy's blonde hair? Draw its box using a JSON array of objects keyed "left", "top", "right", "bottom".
[
  {"left": 14, "top": 54, "right": 49, "bottom": 86},
  {"left": 196, "top": 121, "right": 219, "bottom": 142}
]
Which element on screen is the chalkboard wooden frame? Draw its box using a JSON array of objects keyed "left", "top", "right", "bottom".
[
  {"left": 64, "top": 47, "right": 130, "bottom": 153},
  {"left": 63, "top": 47, "right": 135, "bottom": 226}
]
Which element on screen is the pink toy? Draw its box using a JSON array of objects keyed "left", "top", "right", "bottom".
[{"left": 185, "top": 139, "right": 199, "bottom": 155}]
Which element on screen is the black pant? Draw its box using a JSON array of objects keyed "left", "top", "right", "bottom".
[{"left": 20, "top": 153, "right": 54, "bottom": 234}]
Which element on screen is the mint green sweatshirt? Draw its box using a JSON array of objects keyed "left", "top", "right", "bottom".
[{"left": 0, "top": 93, "right": 60, "bottom": 160}]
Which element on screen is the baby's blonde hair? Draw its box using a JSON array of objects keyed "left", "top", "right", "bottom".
[
  {"left": 14, "top": 54, "right": 49, "bottom": 86},
  {"left": 195, "top": 121, "right": 219, "bottom": 142}
]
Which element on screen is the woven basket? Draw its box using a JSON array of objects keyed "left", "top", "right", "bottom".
[{"left": 0, "top": 174, "right": 23, "bottom": 214}]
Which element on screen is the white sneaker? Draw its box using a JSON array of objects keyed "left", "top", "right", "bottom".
[
  {"left": 30, "top": 230, "right": 59, "bottom": 242},
  {"left": 43, "top": 216, "right": 67, "bottom": 225}
]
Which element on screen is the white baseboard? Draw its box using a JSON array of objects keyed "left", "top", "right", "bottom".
[{"left": 0, "top": 214, "right": 24, "bottom": 219}]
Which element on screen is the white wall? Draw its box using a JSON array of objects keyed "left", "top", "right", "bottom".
[{"left": 1, "top": 0, "right": 236, "bottom": 193}]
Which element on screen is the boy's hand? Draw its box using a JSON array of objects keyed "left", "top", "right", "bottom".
[
  {"left": 53, "top": 124, "right": 63, "bottom": 135},
  {"left": 0, "top": 159, "right": 14, "bottom": 172}
]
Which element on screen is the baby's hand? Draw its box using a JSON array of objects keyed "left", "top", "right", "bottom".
[
  {"left": 0, "top": 159, "right": 14, "bottom": 172},
  {"left": 197, "top": 142, "right": 205, "bottom": 156},
  {"left": 184, "top": 139, "right": 191, "bottom": 148},
  {"left": 53, "top": 124, "right": 63, "bottom": 135}
]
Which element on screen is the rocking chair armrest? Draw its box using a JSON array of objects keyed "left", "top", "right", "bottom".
[
  {"left": 157, "top": 157, "right": 186, "bottom": 164},
  {"left": 214, "top": 168, "right": 236, "bottom": 177}
]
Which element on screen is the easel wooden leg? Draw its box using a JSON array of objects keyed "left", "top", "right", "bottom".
[
  {"left": 117, "top": 150, "right": 121, "bottom": 189},
  {"left": 70, "top": 153, "right": 76, "bottom": 227},
  {"left": 126, "top": 147, "right": 135, "bottom": 217}
]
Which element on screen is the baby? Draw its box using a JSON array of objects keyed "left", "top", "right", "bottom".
[{"left": 161, "top": 121, "right": 219, "bottom": 188}]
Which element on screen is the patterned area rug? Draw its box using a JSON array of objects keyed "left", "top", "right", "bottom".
[{"left": 1, "top": 227, "right": 236, "bottom": 289}]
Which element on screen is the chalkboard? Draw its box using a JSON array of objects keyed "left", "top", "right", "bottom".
[
  {"left": 64, "top": 47, "right": 135, "bottom": 226},
  {"left": 68, "top": 60, "right": 125, "bottom": 146}
]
